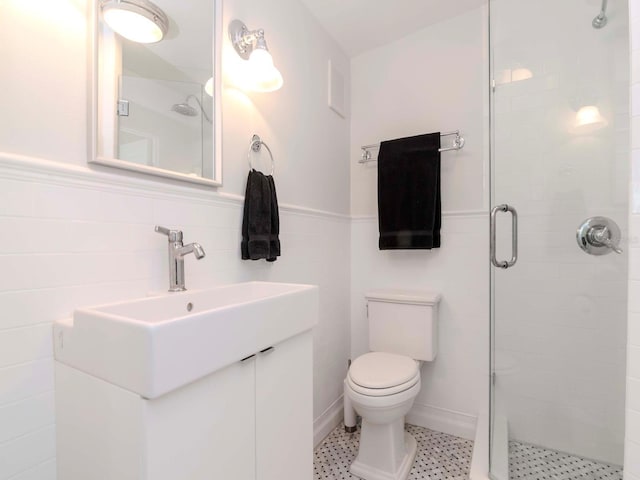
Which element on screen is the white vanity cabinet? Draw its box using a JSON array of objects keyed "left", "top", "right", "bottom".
[
  {"left": 255, "top": 331, "right": 313, "bottom": 480},
  {"left": 55, "top": 331, "right": 313, "bottom": 480}
]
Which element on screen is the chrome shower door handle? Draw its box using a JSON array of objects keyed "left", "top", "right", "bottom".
[{"left": 490, "top": 204, "right": 518, "bottom": 269}]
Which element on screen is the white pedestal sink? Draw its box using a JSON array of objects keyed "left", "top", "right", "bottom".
[{"left": 54, "top": 281, "right": 318, "bottom": 480}]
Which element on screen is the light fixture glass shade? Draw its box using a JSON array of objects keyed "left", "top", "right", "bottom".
[
  {"left": 205, "top": 77, "right": 214, "bottom": 97},
  {"left": 247, "top": 48, "right": 283, "bottom": 92},
  {"left": 101, "top": 0, "right": 168, "bottom": 44},
  {"left": 573, "top": 105, "right": 608, "bottom": 133},
  {"left": 511, "top": 68, "right": 533, "bottom": 82}
]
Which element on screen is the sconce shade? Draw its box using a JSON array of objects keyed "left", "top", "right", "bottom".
[
  {"left": 101, "top": 0, "right": 169, "bottom": 44},
  {"left": 248, "top": 48, "right": 284, "bottom": 92},
  {"left": 229, "top": 19, "right": 283, "bottom": 92},
  {"left": 574, "top": 105, "right": 608, "bottom": 133}
]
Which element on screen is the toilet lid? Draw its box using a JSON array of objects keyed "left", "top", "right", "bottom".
[{"left": 349, "top": 352, "right": 419, "bottom": 389}]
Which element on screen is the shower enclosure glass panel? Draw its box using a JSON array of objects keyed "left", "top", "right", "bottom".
[{"left": 489, "top": 0, "right": 629, "bottom": 477}]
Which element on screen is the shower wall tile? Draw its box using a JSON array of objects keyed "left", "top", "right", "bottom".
[
  {"left": 629, "top": 378, "right": 640, "bottom": 412},
  {"left": 633, "top": 84, "right": 640, "bottom": 117},
  {"left": 631, "top": 313, "right": 640, "bottom": 346},
  {"left": 630, "top": 346, "right": 640, "bottom": 379},
  {"left": 632, "top": 0, "right": 640, "bottom": 22},
  {"left": 629, "top": 411, "right": 640, "bottom": 449}
]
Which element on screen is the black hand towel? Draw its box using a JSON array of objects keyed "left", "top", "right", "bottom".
[
  {"left": 266, "top": 175, "right": 281, "bottom": 262},
  {"left": 377, "top": 133, "right": 441, "bottom": 250},
  {"left": 241, "top": 170, "right": 281, "bottom": 261}
]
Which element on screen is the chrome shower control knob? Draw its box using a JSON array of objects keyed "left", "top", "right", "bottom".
[{"left": 576, "top": 217, "right": 623, "bottom": 256}]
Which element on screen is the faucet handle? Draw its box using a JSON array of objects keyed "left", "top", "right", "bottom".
[{"left": 155, "top": 225, "right": 183, "bottom": 243}]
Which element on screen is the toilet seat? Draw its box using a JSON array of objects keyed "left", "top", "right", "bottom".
[{"left": 348, "top": 352, "right": 420, "bottom": 397}]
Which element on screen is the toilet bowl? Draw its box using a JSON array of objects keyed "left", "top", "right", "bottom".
[
  {"left": 345, "top": 352, "right": 422, "bottom": 480},
  {"left": 344, "top": 290, "right": 441, "bottom": 480}
]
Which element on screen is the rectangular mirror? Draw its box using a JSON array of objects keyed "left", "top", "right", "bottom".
[{"left": 90, "top": 0, "right": 222, "bottom": 187}]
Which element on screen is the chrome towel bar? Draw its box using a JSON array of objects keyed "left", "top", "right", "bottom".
[{"left": 358, "top": 130, "right": 465, "bottom": 164}]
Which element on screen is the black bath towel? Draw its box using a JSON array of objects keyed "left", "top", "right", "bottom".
[
  {"left": 241, "top": 170, "right": 281, "bottom": 262},
  {"left": 377, "top": 133, "right": 441, "bottom": 250}
]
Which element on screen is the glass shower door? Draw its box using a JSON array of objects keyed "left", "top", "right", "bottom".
[{"left": 489, "top": 0, "right": 629, "bottom": 477}]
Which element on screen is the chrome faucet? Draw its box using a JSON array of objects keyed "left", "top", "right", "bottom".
[{"left": 155, "top": 226, "right": 206, "bottom": 292}]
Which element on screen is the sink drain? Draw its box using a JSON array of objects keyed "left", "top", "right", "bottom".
[{"left": 186, "top": 302, "right": 193, "bottom": 312}]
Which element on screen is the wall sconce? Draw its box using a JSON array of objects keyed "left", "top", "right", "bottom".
[
  {"left": 228, "top": 19, "right": 283, "bottom": 92},
  {"left": 573, "top": 105, "right": 608, "bottom": 133},
  {"left": 101, "top": 0, "right": 169, "bottom": 44}
]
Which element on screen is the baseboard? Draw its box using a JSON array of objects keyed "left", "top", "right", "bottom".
[
  {"left": 313, "top": 395, "right": 344, "bottom": 448},
  {"left": 406, "top": 402, "right": 477, "bottom": 441}
]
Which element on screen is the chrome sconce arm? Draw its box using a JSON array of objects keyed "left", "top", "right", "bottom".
[{"left": 230, "top": 22, "right": 267, "bottom": 60}]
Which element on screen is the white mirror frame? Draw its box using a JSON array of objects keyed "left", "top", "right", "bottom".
[{"left": 88, "top": 0, "right": 223, "bottom": 187}]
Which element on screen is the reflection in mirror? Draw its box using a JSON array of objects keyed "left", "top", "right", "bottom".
[{"left": 92, "top": 0, "right": 222, "bottom": 186}]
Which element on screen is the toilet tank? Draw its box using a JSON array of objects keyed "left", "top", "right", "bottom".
[{"left": 366, "top": 290, "right": 441, "bottom": 361}]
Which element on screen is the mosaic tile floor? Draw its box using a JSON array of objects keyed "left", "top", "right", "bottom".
[
  {"left": 509, "top": 441, "right": 623, "bottom": 480},
  {"left": 313, "top": 424, "right": 473, "bottom": 480}
]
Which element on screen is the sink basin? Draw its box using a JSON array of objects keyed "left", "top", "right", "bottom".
[{"left": 54, "top": 281, "right": 318, "bottom": 399}]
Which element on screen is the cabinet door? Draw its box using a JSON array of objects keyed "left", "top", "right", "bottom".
[
  {"left": 255, "top": 332, "right": 313, "bottom": 480},
  {"left": 145, "top": 358, "right": 256, "bottom": 480}
]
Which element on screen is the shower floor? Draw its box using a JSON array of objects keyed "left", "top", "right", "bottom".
[
  {"left": 313, "top": 423, "right": 473, "bottom": 480},
  {"left": 509, "top": 441, "right": 623, "bottom": 480}
]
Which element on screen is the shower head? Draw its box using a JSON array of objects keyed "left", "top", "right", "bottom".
[
  {"left": 592, "top": 0, "right": 608, "bottom": 28},
  {"left": 170, "top": 95, "right": 212, "bottom": 123},
  {"left": 171, "top": 102, "right": 198, "bottom": 117}
]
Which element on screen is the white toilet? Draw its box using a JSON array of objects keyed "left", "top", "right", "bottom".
[{"left": 344, "top": 290, "right": 441, "bottom": 480}]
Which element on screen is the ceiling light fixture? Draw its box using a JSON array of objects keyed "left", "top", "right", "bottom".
[
  {"left": 100, "top": 0, "right": 169, "bottom": 44},
  {"left": 228, "top": 19, "right": 283, "bottom": 92}
]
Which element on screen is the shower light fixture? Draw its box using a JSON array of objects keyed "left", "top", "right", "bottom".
[
  {"left": 100, "top": 0, "right": 169, "bottom": 44},
  {"left": 574, "top": 105, "right": 608, "bottom": 132},
  {"left": 228, "top": 19, "right": 283, "bottom": 92}
]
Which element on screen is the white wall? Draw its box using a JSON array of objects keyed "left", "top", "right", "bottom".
[
  {"left": 0, "top": 0, "right": 350, "bottom": 478},
  {"left": 627, "top": 1, "right": 640, "bottom": 478},
  {"left": 349, "top": 7, "right": 490, "bottom": 440}
]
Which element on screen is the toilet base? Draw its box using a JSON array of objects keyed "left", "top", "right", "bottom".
[{"left": 350, "top": 432, "right": 417, "bottom": 480}]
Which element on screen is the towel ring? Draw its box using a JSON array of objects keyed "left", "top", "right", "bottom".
[{"left": 248, "top": 134, "right": 275, "bottom": 175}]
